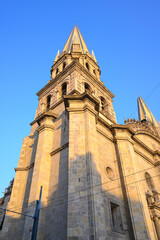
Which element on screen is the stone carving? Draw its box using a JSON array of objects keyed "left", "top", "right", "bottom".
[{"left": 145, "top": 190, "right": 155, "bottom": 205}]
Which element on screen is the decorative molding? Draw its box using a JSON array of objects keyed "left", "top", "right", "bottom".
[
  {"left": 63, "top": 90, "right": 99, "bottom": 108},
  {"left": 114, "top": 136, "right": 134, "bottom": 145},
  {"left": 64, "top": 91, "right": 99, "bottom": 119},
  {"left": 135, "top": 130, "right": 160, "bottom": 142},
  {"left": 15, "top": 162, "right": 34, "bottom": 172},
  {"left": 98, "top": 115, "right": 115, "bottom": 128},
  {"left": 132, "top": 136, "right": 160, "bottom": 156},
  {"left": 66, "top": 105, "right": 97, "bottom": 117},
  {"left": 155, "top": 161, "right": 160, "bottom": 166},
  {"left": 112, "top": 124, "right": 135, "bottom": 135},
  {"left": 30, "top": 110, "right": 57, "bottom": 126},
  {"left": 96, "top": 127, "right": 114, "bottom": 142},
  {"left": 112, "top": 125, "right": 160, "bottom": 157},
  {"left": 36, "top": 60, "right": 114, "bottom": 99},
  {"left": 134, "top": 148, "right": 155, "bottom": 166},
  {"left": 37, "top": 124, "right": 55, "bottom": 133},
  {"left": 50, "top": 142, "right": 69, "bottom": 156}
]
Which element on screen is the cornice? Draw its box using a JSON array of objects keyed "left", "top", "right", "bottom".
[
  {"left": 50, "top": 98, "right": 64, "bottom": 111},
  {"left": 111, "top": 124, "right": 135, "bottom": 135},
  {"left": 96, "top": 127, "right": 114, "bottom": 142},
  {"left": 37, "top": 124, "right": 55, "bottom": 133},
  {"left": 63, "top": 91, "right": 100, "bottom": 111},
  {"left": 36, "top": 61, "right": 77, "bottom": 97},
  {"left": 36, "top": 60, "right": 114, "bottom": 99},
  {"left": 64, "top": 91, "right": 116, "bottom": 127},
  {"left": 15, "top": 162, "right": 34, "bottom": 172},
  {"left": 30, "top": 110, "right": 58, "bottom": 126},
  {"left": 66, "top": 105, "right": 98, "bottom": 118},
  {"left": 50, "top": 142, "right": 69, "bottom": 156},
  {"left": 51, "top": 53, "right": 70, "bottom": 70},
  {"left": 98, "top": 114, "right": 116, "bottom": 127},
  {"left": 155, "top": 161, "right": 160, "bottom": 166},
  {"left": 73, "top": 61, "right": 114, "bottom": 99},
  {"left": 132, "top": 135, "right": 160, "bottom": 156},
  {"left": 134, "top": 130, "right": 160, "bottom": 143},
  {"left": 111, "top": 124, "right": 160, "bottom": 156},
  {"left": 52, "top": 52, "right": 99, "bottom": 72},
  {"left": 114, "top": 136, "right": 134, "bottom": 145},
  {"left": 134, "top": 148, "right": 155, "bottom": 166}
]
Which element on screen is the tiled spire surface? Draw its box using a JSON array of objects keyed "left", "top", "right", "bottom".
[
  {"left": 138, "top": 97, "right": 160, "bottom": 127},
  {"left": 62, "top": 25, "right": 89, "bottom": 54}
]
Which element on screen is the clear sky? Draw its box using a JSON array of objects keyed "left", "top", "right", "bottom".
[{"left": 0, "top": 0, "right": 160, "bottom": 198}]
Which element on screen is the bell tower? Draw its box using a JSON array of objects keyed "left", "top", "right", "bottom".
[
  {"left": 0, "top": 26, "right": 117, "bottom": 240},
  {"left": 1, "top": 25, "right": 160, "bottom": 240},
  {"left": 35, "top": 25, "right": 116, "bottom": 124}
]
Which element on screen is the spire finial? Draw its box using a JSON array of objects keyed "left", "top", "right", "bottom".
[
  {"left": 62, "top": 26, "right": 89, "bottom": 54},
  {"left": 138, "top": 97, "right": 160, "bottom": 127}
]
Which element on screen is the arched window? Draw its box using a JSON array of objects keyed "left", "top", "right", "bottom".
[
  {"left": 93, "top": 69, "right": 96, "bottom": 75},
  {"left": 85, "top": 62, "right": 89, "bottom": 71},
  {"left": 56, "top": 68, "right": 59, "bottom": 75},
  {"left": 84, "top": 83, "right": 91, "bottom": 92},
  {"left": 46, "top": 95, "right": 51, "bottom": 110},
  {"left": 100, "top": 96, "right": 106, "bottom": 110},
  {"left": 62, "top": 82, "right": 67, "bottom": 95},
  {"left": 63, "top": 62, "right": 66, "bottom": 70}
]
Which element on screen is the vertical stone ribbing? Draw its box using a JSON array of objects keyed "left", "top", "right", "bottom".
[
  {"left": 23, "top": 114, "right": 55, "bottom": 240},
  {"left": 114, "top": 128, "right": 150, "bottom": 240}
]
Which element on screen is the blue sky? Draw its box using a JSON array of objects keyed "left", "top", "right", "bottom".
[{"left": 0, "top": 0, "right": 160, "bottom": 198}]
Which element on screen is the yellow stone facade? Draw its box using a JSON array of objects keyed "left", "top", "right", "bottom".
[{"left": 0, "top": 26, "right": 160, "bottom": 240}]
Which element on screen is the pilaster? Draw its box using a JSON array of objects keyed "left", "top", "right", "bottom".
[
  {"left": 113, "top": 126, "right": 150, "bottom": 240},
  {"left": 65, "top": 93, "right": 107, "bottom": 239},
  {"left": 23, "top": 111, "right": 57, "bottom": 240}
]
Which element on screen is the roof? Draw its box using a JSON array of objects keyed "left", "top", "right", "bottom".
[
  {"left": 62, "top": 25, "right": 90, "bottom": 54},
  {"left": 138, "top": 97, "right": 160, "bottom": 128}
]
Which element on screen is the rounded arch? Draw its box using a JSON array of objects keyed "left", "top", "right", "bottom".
[
  {"left": 63, "top": 61, "right": 66, "bottom": 70},
  {"left": 93, "top": 69, "right": 96, "bottom": 75},
  {"left": 100, "top": 96, "right": 106, "bottom": 110},
  {"left": 46, "top": 94, "right": 51, "bottom": 110},
  {"left": 62, "top": 82, "right": 67, "bottom": 95},
  {"left": 56, "top": 68, "right": 59, "bottom": 75},
  {"left": 84, "top": 82, "right": 91, "bottom": 92},
  {"left": 85, "top": 62, "right": 90, "bottom": 71}
]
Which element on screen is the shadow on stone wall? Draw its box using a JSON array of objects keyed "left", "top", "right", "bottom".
[
  {"left": 0, "top": 130, "right": 39, "bottom": 240},
  {"left": 0, "top": 110, "right": 154, "bottom": 240}
]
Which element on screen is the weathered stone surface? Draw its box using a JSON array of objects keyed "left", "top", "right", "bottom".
[{"left": 0, "top": 26, "right": 160, "bottom": 240}]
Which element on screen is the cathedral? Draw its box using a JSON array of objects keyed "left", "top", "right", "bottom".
[{"left": 0, "top": 26, "right": 160, "bottom": 240}]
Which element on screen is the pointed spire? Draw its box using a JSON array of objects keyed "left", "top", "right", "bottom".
[
  {"left": 92, "top": 50, "right": 97, "bottom": 63},
  {"left": 54, "top": 50, "right": 60, "bottom": 63},
  {"left": 138, "top": 97, "right": 160, "bottom": 127},
  {"left": 62, "top": 26, "right": 89, "bottom": 54}
]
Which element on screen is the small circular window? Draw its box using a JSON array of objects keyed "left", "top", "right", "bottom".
[{"left": 106, "top": 167, "right": 114, "bottom": 180}]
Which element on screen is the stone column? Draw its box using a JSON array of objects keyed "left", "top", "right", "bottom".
[
  {"left": 65, "top": 94, "right": 106, "bottom": 239},
  {"left": 23, "top": 111, "right": 56, "bottom": 240},
  {"left": 113, "top": 126, "right": 149, "bottom": 240}
]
